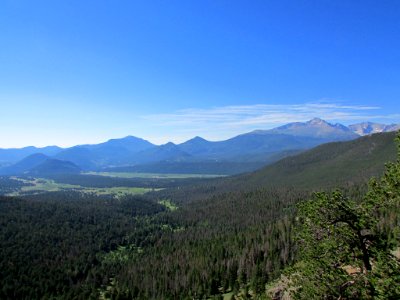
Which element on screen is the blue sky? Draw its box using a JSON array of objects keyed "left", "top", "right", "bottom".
[{"left": 0, "top": 0, "right": 399, "bottom": 147}]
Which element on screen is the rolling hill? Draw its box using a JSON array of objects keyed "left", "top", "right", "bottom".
[
  {"left": 0, "top": 153, "right": 82, "bottom": 176},
  {"left": 29, "top": 159, "right": 81, "bottom": 175},
  {"left": 244, "top": 131, "right": 398, "bottom": 188},
  {"left": 0, "top": 153, "right": 50, "bottom": 175}
]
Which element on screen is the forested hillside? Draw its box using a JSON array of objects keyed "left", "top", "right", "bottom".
[
  {"left": 246, "top": 131, "right": 397, "bottom": 188},
  {"left": 267, "top": 134, "right": 400, "bottom": 299},
  {"left": 3, "top": 0, "right": 399, "bottom": 298},
  {"left": 0, "top": 192, "right": 168, "bottom": 299},
  {"left": 0, "top": 132, "right": 398, "bottom": 299},
  {"left": 156, "top": 131, "right": 397, "bottom": 205}
]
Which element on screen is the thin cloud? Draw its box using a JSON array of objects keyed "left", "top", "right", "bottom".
[
  {"left": 143, "top": 102, "right": 382, "bottom": 127},
  {"left": 140, "top": 102, "right": 398, "bottom": 143}
]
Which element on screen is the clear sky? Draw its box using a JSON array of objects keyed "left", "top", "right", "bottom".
[{"left": 0, "top": 0, "right": 399, "bottom": 148}]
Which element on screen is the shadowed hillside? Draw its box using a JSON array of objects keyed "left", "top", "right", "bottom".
[
  {"left": 157, "top": 131, "right": 398, "bottom": 204},
  {"left": 245, "top": 131, "right": 397, "bottom": 188}
]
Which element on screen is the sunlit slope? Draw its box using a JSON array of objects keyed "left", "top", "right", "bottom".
[{"left": 245, "top": 131, "right": 397, "bottom": 188}]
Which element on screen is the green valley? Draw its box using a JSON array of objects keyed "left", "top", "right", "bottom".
[
  {"left": 2, "top": 2, "right": 399, "bottom": 298},
  {"left": 0, "top": 132, "right": 399, "bottom": 299}
]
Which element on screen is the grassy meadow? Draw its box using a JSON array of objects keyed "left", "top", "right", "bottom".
[{"left": 7, "top": 177, "right": 156, "bottom": 197}]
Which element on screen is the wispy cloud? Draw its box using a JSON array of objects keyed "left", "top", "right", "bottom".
[
  {"left": 144, "top": 103, "right": 380, "bottom": 125},
  {"left": 141, "top": 102, "right": 399, "bottom": 143}
]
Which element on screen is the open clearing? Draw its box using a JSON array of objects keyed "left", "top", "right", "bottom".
[
  {"left": 8, "top": 177, "right": 155, "bottom": 197},
  {"left": 158, "top": 199, "right": 179, "bottom": 211},
  {"left": 84, "top": 171, "right": 224, "bottom": 179}
]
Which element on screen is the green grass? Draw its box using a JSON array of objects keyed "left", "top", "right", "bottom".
[
  {"left": 222, "top": 292, "right": 234, "bottom": 300},
  {"left": 8, "top": 178, "right": 81, "bottom": 195},
  {"left": 84, "top": 171, "right": 224, "bottom": 179},
  {"left": 158, "top": 199, "right": 179, "bottom": 211},
  {"left": 88, "top": 186, "right": 156, "bottom": 197},
  {"left": 7, "top": 177, "right": 156, "bottom": 197},
  {"left": 101, "top": 245, "right": 143, "bottom": 264}
]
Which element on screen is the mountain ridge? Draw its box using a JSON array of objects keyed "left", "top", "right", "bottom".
[
  {"left": 29, "top": 159, "right": 81, "bottom": 175},
  {"left": 0, "top": 153, "right": 50, "bottom": 175},
  {"left": 239, "top": 131, "right": 398, "bottom": 189},
  {"left": 0, "top": 119, "right": 398, "bottom": 174},
  {"left": 349, "top": 122, "right": 400, "bottom": 136}
]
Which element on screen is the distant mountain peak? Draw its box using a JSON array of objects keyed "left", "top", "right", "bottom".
[
  {"left": 266, "top": 118, "right": 358, "bottom": 140},
  {"left": 275, "top": 118, "right": 333, "bottom": 131},
  {"left": 121, "top": 135, "right": 145, "bottom": 141},
  {"left": 182, "top": 136, "right": 208, "bottom": 144},
  {"left": 2, "top": 118, "right": 396, "bottom": 175},
  {"left": 333, "top": 122, "right": 353, "bottom": 131},
  {"left": 192, "top": 136, "right": 206, "bottom": 141},
  {"left": 162, "top": 142, "right": 177, "bottom": 148},
  {"left": 307, "top": 117, "right": 328, "bottom": 125},
  {"left": 349, "top": 122, "right": 400, "bottom": 136},
  {"left": 104, "top": 135, "right": 150, "bottom": 144}
]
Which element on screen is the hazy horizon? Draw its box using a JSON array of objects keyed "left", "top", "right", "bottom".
[
  {"left": 1, "top": 1, "right": 399, "bottom": 147},
  {"left": 0, "top": 115, "right": 397, "bottom": 149}
]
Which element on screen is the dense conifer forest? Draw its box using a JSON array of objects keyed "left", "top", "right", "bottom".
[
  {"left": 0, "top": 132, "right": 399, "bottom": 299},
  {"left": 2, "top": 0, "right": 399, "bottom": 298}
]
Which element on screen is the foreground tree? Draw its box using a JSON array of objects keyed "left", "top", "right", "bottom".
[{"left": 286, "top": 134, "right": 400, "bottom": 299}]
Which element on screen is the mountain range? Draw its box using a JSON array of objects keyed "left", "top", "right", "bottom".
[
  {"left": 158, "top": 130, "right": 398, "bottom": 204},
  {"left": 348, "top": 122, "right": 400, "bottom": 136},
  {"left": 0, "top": 118, "right": 398, "bottom": 176}
]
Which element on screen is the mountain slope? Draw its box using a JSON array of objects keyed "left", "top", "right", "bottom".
[
  {"left": 91, "top": 136, "right": 154, "bottom": 150},
  {"left": 133, "top": 142, "right": 192, "bottom": 164},
  {"left": 159, "top": 131, "right": 398, "bottom": 204},
  {"left": 2, "top": 118, "right": 390, "bottom": 174},
  {"left": 241, "top": 131, "right": 398, "bottom": 189},
  {"left": 87, "top": 136, "right": 156, "bottom": 164},
  {"left": 149, "top": 118, "right": 361, "bottom": 174},
  {"left": 57, "top": 118, "right": 363, "bottom": 173},
  {"left": 177, "top": 136, "right": 216, "bottom": 156},
  {"left": 55, "top": 136, "right": 156, "bottom": 169},
  {"left": 0, "top": 146, "right": 62, "bottom": 164},
  {"left": 29, "top": 159, "right": 81, "bottom": 175},
  {"left": 55, "top": 147, "right": 97, "bottom": 170},
  {"left": 265, "top": 117, "right": 358, "bottom": 140},
  {"left": 0, "top": 153, "right": 49, "bottom": 175},
  {"left": 210, "top": 133, "right": 323, "bottom": 159},
  {"left": 349, "top": 122, "right": 400, "bottom": 136},
  {"left": 176, "top": 118, "right": 359, "bottom": 161},
  {"left": 105, "top": 161, "right": 263, "bottom": 175}
]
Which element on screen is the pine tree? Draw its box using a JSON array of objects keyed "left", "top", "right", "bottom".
[{"left": 290, "top": 133, "right": 400, "bottom": 299}]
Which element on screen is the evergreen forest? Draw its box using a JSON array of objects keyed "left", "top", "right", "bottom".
[{"left": 0, "top": 132, "right": 399, "bottom": 299}]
